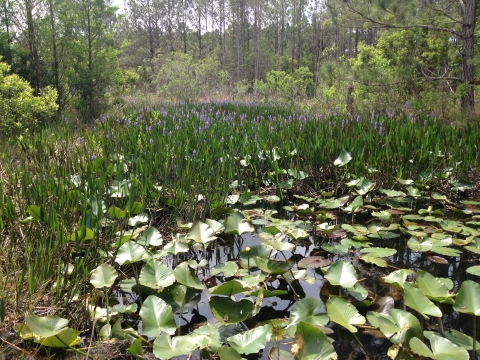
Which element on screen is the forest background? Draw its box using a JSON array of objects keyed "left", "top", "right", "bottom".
[{"left": 0, "top": 0, "right": 478, "bottom": 134}]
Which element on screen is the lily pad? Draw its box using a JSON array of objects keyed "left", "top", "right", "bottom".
[
  {"left": 326, "top": 295, "right": 366, "bottom": 333},
  {"left": 291, "top": 321, "right": 338, "bottom": 359},
  {"left": 227, "top": 324, "right": 272, "bottom": 355},
  {"left": 139, "top": 295, "right": 176, "bottom": 336},
  {"left": 324, "top": 260, "right": 358, "bottom": 288}
]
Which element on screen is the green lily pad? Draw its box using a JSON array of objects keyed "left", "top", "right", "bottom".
[
  {"left": 326, "top": 295, "right": 366, "bottom": 333},
  {"left": 209, "top": 279, "right": 251, "bottom": 296},
  {"left": 37, "top": 327, "right": 81, "bottom": 348},
  {"left": 209, "top": 297, "right": 254, "bottom": 324},
  {"left": 410, "top": 333, "right": 469, "bottom": 360},
  {"left": 90, "top": 263, "right": 118, "bottom": 289},
  {"left": 210, "top": 261, "right": 239, "bottom": 277},
  {"left": 253, "top": 257, "right": 291, "bottom": 275},
  {"left": 239, "top": 245, "right": 276, "bottom": 269},
  {"left": 291, "top": 321, "right": 338, "bottom": 359},
  {"left": 115, "top": 240, "right": 145, "bottom": 265},
  {"left": 403, "top": 282, "right": 442, "bottom": 318},
  {"left": 377, "top": 309, "right": 422, "bottom": 347},
  {"left": 297, "top": 256, "right": 331, "bottom": 269},
  {"left": 287, "top": 298, "right": 329, "bottom": 336},
  {"left": 225, "top": 212, "right": 254, "bottom": 235},
  {"left": 380, "top": 189, "right": 406, "bottom": 197},
  {"left": 164, "top": 239, "right": 189, "bottom": 255},
  {"left": 324, "top": 260, "right": 358, "bottom": 288},
  {"left": 25, "top": 315, "right": 69, "bottom": 338},
  {"left": 453, "top": 280, "right": 480, "bottom": 315},
  {"left": 334, "top": 149, "right": 352, "bottom": 167},
  {"left": 415, "top": 270, "right": 454, "bottom": 303},
  {"left": 137, "top": 227, "right": 163, "bottom": 246},
  {"left": 153, "top": 333, "right": 200, "bottom": 359},
  {"left": 187, "top": 221, "right": 217, "bottom": 245},
  {"left": 227, "top": 324, "right": 272, "bottom": 355},
  {"left": 139, "top": 260, "right": 175, "bottom": 289},
  {"left": 139, "top": 295, "right": 176, "bottom": 336},
  {"left": 173, "top": 262, "right": 204, "bottom": 290},
  {"left": 360, "top": 247, "right": 396, "bottom": 257},
  {"left": 466, "top": 265, "right": 480, "bottom": 276}
]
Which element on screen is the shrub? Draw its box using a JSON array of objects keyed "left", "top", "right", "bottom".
[{"left": 0, "top": 60, "right": 58, "bottom": 138}]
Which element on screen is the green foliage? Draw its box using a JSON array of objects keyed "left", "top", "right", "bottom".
[
  {"left": 254, "top": 67, "right": 314, "bottom": 105},
  {"left": 0, "top": 61, "right": 58, "bottom": 137},
  {"left": 155, "top": 53, "right": 227, "bottom": 102}
]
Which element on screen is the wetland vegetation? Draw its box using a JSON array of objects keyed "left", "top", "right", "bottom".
[{"left": 1, "top": 102, "right": 480, "bottom": 359}]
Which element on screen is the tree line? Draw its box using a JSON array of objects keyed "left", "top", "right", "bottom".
[{"left": 0, "top": 0, "right": 477, "bottom": 124}]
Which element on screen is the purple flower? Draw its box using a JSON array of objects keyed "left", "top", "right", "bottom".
[
  {"left": 356, "top": 115, "right": 361, "bottom": 123},
  {"left": 77, "top": 137, "right": 83, "bottom": 145},
  {"left": 193, "top": 150, "right": 197, "bottom": 156},
  {"left": 341, "top": 119, "right": 345, "bottom": 128},
  {"left": 424, "top": 120, "right": 428, "bottom": 128},
  {"left": 379, "top": 126, "right": 383, "bottom": 136},
  {"left": 221, "top": 137, "right": 225, "bottom": 142},
  {"left": 91, "top": 155, "right": 96, "bottom": 160},
  {"left": 300, "top": 124, "right": 303, "bottom": 131},
  {"left": 149, "top": 138, "right": 154, "bottom": 145},
  {"left": 168, "top": 131, "right": 173, "bottom": 136},
  {"left": 146, "top": 126, "right": 152, "bottom": 132}
]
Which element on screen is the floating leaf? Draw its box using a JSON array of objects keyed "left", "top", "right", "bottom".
[
  {"left": 157, "top": 285, "right": 201, "bottom": 313},
  {"left": 115, "top": 240, "right": 145, "bottom": 265},
  {"left": 90, "top": 263, "right": 118, "bottom": 289},
  {"left": 137, "top": 227, "right": 163, "bottom": 246},
  {"left": 227, "top": 324, "right": 272, "bottom": 355},
  {"left": 38, "top": 328, "right": 81, "bottom": 348},
  {"left": 187, "top": 221, "right": 217, "bottom": 244},
  {"left": 239, "top": 245, "right": 276, "bottom": 269},
  {"left": 403, "top": 282, "right": 442, "bottom": 318},
  {"left": 139, "top": 260, "right": 175, "bottom": 289},
  {"left": 360, "top": 247, "right": 396, "bottom": 257},
  {"left": 360, "top": 255, "right": 387, "bottom": 267},
  {"left": 415, "top": 270, "right": 454, "bottom": 303},
  {"left": 217, "top": 346, "right": 243, "bottom": 360},
  {"left": 380, "top": 189, "right": 406, "bottom": 197},
  {"left": 139, "top": 295, "right": 176, "bottom": 336},
  {"left": 25, "top": 315, "right": 69, "bottom": 338},
  {"left": 225, "top": 212, "right": 254, "bottom": 235},
  {"left": 291, "top": 321, "right": 338, "bottom": 359},
  {"left": 466, "top": 265, "right": 480, "bottom": 276},
  {"left": 334, "top": 149, "right": 352, "bottom": 167},
  {"left": 453, "top": 280, "right": 480, "bottom": 315},
  {"left": 297, "top": 256, "right": 331, "bottom": 269},
  {"left": 344, "top": 195, "right": 363, "bottom": 213},
  {"left": 164, "top": 239, "right": 189, "bottom": 255},
  {"left": 324, "top": 260, "right": 358, "bottom": 288},
  {"left": 326, "top": 296, "right": 366, "bottom": 333},
  {"left": 287, "top": 298, "right": 329, "bottom": 336},
  {"left": 153, "top": 333, "right": 199, "bottom": 359},
  {"left": 410, "top": 333, "right": 469, "bottom": 360},
  {"left": 254, "top": 257, "right": 291, "bottom": 275},
  {"left": 209, "top": 297, "right": 254, "bottom": 324},
  {"left": 209, "top": 279, "right": 251, "bottom": 296},
  {"left": 210, "top": 261, "right": 238, "bottom": 277},
  {"left": 377, "top": 309, "right": 422, "bottom": 347},
  {"left": 173, "top": 262, "right": 204, "bottom": 290}
]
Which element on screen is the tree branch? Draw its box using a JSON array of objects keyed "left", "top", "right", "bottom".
[{"left": 343, "top": 1, "right": 463, "bottom": 38}]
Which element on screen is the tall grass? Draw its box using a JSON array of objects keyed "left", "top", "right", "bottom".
[{"left": 0, "top": 101, "right": 478, "bottom": 326}]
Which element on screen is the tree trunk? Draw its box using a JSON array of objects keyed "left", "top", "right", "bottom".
[
  {"left": 460, "top": 0, "right": 476, "bottom": 112},
  {"left": 25, "top": 0, "right": 40, "bottom": 92},
  {"left": 48, "top": 0, "right": 60, "bottom": 108}
]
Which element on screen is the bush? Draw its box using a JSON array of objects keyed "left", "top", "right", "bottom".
[
  {"left": 0, "top": 61, "right": 58, "bottom": 138},
  {"left": 254, "top": 67, "right": 314, "bottom": 105}
]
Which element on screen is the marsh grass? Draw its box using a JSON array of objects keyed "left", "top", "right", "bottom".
[{"left": 0, "top": 101, "right": 479, "bottom": 356}]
